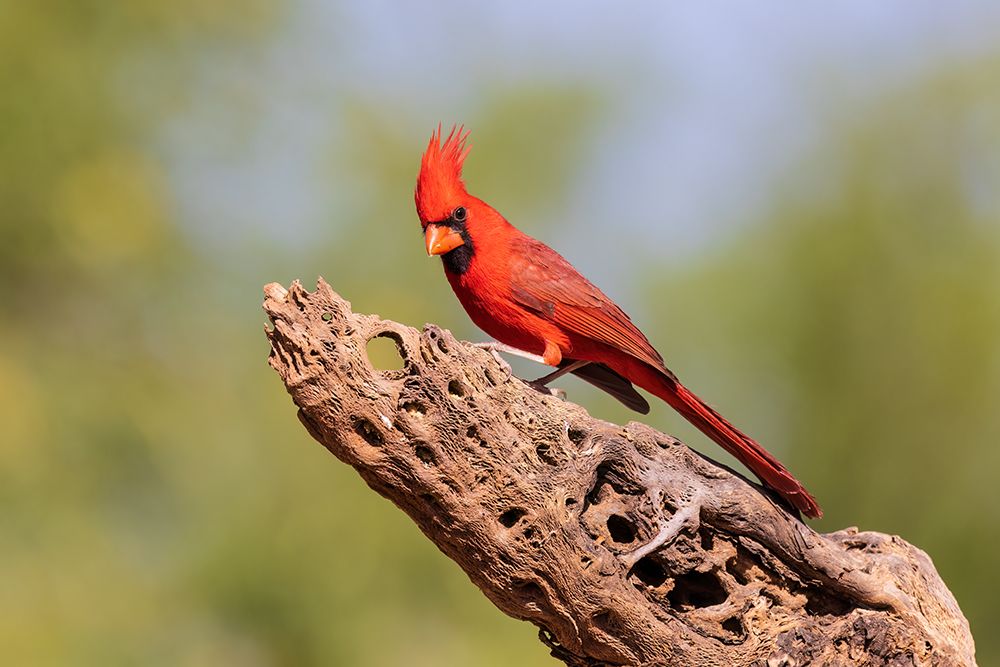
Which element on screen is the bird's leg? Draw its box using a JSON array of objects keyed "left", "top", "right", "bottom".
[
  {"left": 623, "top": 490, "right": 702, "bottom": 569},
  {"left": 471, "top": 341, "right": 570, "bottom": 400},
  {"left": 472, "top": 341, "right": 546, "bottom": 364},
  {"left": 472, "top": 341, "right": 538, "bottom": 383},
  {"left": 532, "top": 360, "right": 590, "bottom": 386}
]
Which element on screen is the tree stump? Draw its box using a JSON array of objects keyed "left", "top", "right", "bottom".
[{"left": 263, "top": 279, "right": 975, "bottom": 667}]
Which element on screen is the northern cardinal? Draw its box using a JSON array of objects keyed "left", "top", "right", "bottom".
[{"left": 414, "top": 126, "right": 821, "bottom": 519}]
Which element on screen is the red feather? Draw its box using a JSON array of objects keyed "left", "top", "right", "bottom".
[
  {"left": 508, "top": 235, "right": 669, "bottom": 374},
  {"left": 415, "top": 126, "right": 822, "bottom": 519}
]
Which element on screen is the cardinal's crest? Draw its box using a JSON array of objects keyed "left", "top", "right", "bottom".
[{"left": 415, "top": 125, "right": 471, "bottom": 223}]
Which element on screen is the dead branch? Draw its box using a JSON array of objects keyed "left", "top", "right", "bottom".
[{"left": 263, "top": 279, "right": 975, "bottom": 667}]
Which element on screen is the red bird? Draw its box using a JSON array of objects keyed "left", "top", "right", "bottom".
[{"left": 414, "top": 126, "right": 821, "bottom": 519}]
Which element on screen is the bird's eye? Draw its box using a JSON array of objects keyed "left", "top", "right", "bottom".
[{"left": 452, "top": 206, "right": 467, "bottom": 222}]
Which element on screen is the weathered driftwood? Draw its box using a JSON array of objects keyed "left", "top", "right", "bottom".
[{"left": 264, "top": 279, "right": 975, "bottom": 667}]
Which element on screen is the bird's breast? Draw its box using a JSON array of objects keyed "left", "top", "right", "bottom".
[{"left": 445, "top": 263, "right": 562, "bottom": 358}]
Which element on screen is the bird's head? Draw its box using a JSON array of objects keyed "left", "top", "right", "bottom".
[{"left": 415, "top": 125, "right": 474, "bottom": 258}]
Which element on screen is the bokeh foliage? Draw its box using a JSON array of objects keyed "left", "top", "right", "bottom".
[
  {"left": 1, "top": 3, "right": 997, "bottom": 665},
  {"left": 647, "top": 56, "right": 1000, "bottom": 663}
]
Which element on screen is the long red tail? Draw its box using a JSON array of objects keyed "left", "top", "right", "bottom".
[{"left": 650, "top": 377, "right": 822, "bottom": 518}]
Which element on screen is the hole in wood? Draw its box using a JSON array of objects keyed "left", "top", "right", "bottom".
[
  {"left": 591, "top": 610, "right": 621, "bottom": 635},
  {"left": 721, "top": 616, "right": 744, "bottom": 638},
  {"left": 667, "top": 570, "right": 728, "bottom": 609},
  {"left": 366, "top": 333, "right": 405, "bottom": 371},
  {"left": 499, "top": 508, "right": 527, "bottom": 527},
  {"left": 448, "top": 379, "right": 466, "bottom": 398},
  {"left": 699, "top": 526, "right": 714, "bottom": 551},
  {"left": 725, "top": 547, "right": 768, "bottom": 586},
  {"left": 535, "top": 442, "right": 559, "bottom": 466},
  {"left": 804, "top": 589, "right": 854, "bottom": 616},
  {"left": 631, "top": 556, "right": 668, "bottom": 587},
  {"left": 419, "top": 493, "right": 449, "bottom": 525},
  {"left": 401, "top": 400, "right": 427, "bottom": 417},
  {"left": 425, "top": 327, "right": 448, "bottom": 353},
  {"left": 354, "top": 418, "right": 383, "bottom": 446},
  {"left": 539, "top": 627, "right": 560, "bottom": 648},
  {"left": 514, "top": 580, "right": 546, "bottom": 609},
  {"left": 415, "top": 444, "right": 436, "bottom": 466},
  {"left": 523, "top": 525, "right": 542, "bottom": 548},
  {"left": 606, "top": 515, "right": 636, "bottom": 543},
  {"left": 567, "top": 426, "right": 587, "bottom": 445},
  {"left": 586, "top": 462, "right": 643, "bottom": 501}
]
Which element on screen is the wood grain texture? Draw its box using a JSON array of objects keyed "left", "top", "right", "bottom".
[{"left": 264, "top": 279, "right": 975, "bottom": 667}]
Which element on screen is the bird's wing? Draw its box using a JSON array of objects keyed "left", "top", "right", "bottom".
[
  {"left": 509, "top": 236, "right": 671, "bottom": 376},
  {"left": 567, "top": 362, "right": 651, "bottom": 414}
]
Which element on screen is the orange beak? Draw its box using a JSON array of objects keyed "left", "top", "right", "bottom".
[{"left": 425, "top": 224, "right": 465, "bottom": 256}]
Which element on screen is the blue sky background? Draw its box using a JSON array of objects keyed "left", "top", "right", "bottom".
[{"left": 168, "top": 1, "right": 1000, "bottom": 270}]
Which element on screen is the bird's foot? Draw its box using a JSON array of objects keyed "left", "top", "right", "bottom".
[
  {"left": 472, "top": 341, "right": 546, "bottom": 365},
  {"left": 472, "top": 341, "right": 543, "bottom": 384},
  {"left": 470, "top": 342, "right": 571, "bottom": 400},
  {"left": 532, "top": 359, "right": 590, "bottom": 386},
  {"left": 525, "top": 380, "right": 567, "bottom": 401}
]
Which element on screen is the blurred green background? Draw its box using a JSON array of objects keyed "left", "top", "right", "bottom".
[{"left": 2, "top": 2, "right": 998, "bottom": 665}]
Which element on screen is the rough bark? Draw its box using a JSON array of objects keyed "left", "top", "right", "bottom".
[{"left": 263, "top": 279, "right": 975, "bottom": 667}]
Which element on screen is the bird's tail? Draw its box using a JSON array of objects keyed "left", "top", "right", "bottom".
[{"left": 650, "top": 377, "right": 822, "bottom": 519}]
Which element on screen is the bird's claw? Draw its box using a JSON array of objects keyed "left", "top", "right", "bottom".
[
  {"left": 471, "top": 342, "right": 571, "bottom": 399},
  {"left": 525, "top": 380, "right": 567, "bottom": 401},
  {"left": 472, "top": 341, "right": 546, "bottom": 365},
  {"left": 470, "top": 342, "right": 574, "bottom": 403}
]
